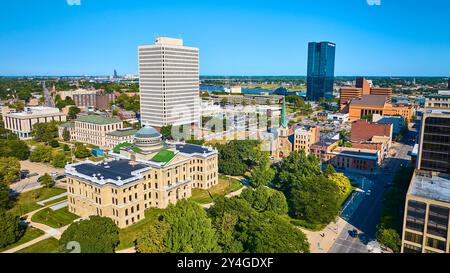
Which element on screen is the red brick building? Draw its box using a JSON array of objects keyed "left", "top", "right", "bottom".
[{"left": 351, "top": 119, "right": 393, "bottom": 142}]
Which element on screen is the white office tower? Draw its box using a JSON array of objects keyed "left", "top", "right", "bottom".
[{"left": 138, "top": 37, "right": 200, "bottom": 128}]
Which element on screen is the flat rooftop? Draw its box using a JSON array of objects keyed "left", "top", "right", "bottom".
[
  {"left": 77, "top": 115, "right": 122, "bottom": 125},
  {"left": 66, "top": 159, "right": 149, "bottom": 186},
  {"left": 175, "top": 143, "right": 216, "bottom": 156},
  {"left": 350, "top": 95, "right": 387, "bottom": 108},
  {"left": 409, "top": 172, "right": 450, "bottom": 204}
]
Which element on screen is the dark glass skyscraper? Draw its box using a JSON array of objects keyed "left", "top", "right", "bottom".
[{"left": 306, "top": 41, "right": 336, "bottom": 101}]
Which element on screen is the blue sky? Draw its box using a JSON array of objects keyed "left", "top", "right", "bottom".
[{"left": 0, "top": 0, "right": 449, "bottom": 76}]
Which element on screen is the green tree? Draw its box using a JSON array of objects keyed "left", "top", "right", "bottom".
[
  {"left": 0, "top": 140, "right": 30, "bottom": 160},
  {"left": 249, "top": 166, "right": 275, "bottom": 188},
  {"left": 0, "top": 185, "right": 12, "bottom": 210},
  {"left": 74, "top": 143, "right": 91, "bottom": 159},
  {"left": 137, "top": 221, "right": 171, "bottom": 253},
  {"left": 275, "top": 151, "right": 322, "bottom": 191},
  {"left": 62, "top": 144, "right": 71, "bottom": 152},
  {"left": 49, "top": 139, "right": 60, "bottom": 148},
  {"left": 241, "top": 187, "right": 288, "bottom": 215},
  {"left": 52, "top": 152, "right": 67, "bottom": 168},
  {"left": 68, "top": 106, "right": 81, "bottom": 120},
  {"left": 0, "top": 210, "right": 23, "bottom": 248},
  {"left": 327, "top": 173, "right": 352, "bottom": 197},
  {"left": 32, "top": 121, "right": 58, "bottom": 143},
  {"left": 59, "top": 216, "right": 120, "bottom": 253},
  {"left": 163, "top": 200, "right": 220, "bottom": 253},
  {"left": 245, "top": 212, "right": 310, "bottom": 253},
  {"left": 324, "top": 165, "right": 336, "bottom": 177},
  {"left": 0, "top": 157, "right": 21, "bottom": 185},
  {"left": 30, "top": 145, "right": 53, "bottom": 163},
  {"left": 376, "top": 228, "right": 401, "bottom": 253},
  {"left": 290, "top": 175, "right": 341, "bottom": 225},
  {"left": 211, "top": 212, "right": 244, "bottom": 253},
  {"left": 39, "top": 173, "right": 54, "bottom": 188},
  {"left": 62, "top": 128, "right": 71, "bottom": 142},
  {"left": 160, "top": 125, "right": 172, "bottom": 140}
]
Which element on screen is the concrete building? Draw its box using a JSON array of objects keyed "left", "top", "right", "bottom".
[
  {"left": 372, "top": 114, "right": 406, "bottom": 136},
  {"left": 348, "top": 95, "right": 413, "bottom": 122},
  {"left": 73, "top": 93, "right": 115, "bottom": 111},
  {"left": 417, "top": 109, "right": 450, "bottom": 173},
  {"left": 402, "top": 171, "right": 450, "bottom": 253},
  {"left": 351, "top": 119, "right": 393, "bottom": 155},
  {"left": 105, "top": 128, "right": 138, "bottom": 150},
  {"left": 65, "top": 127, "right": 219, "bottom": 228},
  {"left": 293, "top": 125, "right": 320, "bottom": 155},
  {"left": 339, "top": 78, "right": 393, "bottom": 110},
  {"left": 401, "top": 98, "right": 450, "bottom": 253},
  {"left": 4, "top": 106, "right": 67, "bottom": 139},
  {"left": 329, "top": 147, "right": 382, "bottom": 173},
  {"left": 328, "top": 113, "right": 349, "bottom": 123},
  {"left": 138, "top": 37, "right": 200, "bottom": 128},
  {"left": 59, "top": 114, "right": 123, "bottom": 149},
  {"left": 58, "top": 89, "right": 97, "bottom": 100}
]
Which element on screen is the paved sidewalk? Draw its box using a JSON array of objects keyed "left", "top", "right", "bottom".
[
  {"left": 2, "top": 234, "right": 51, "bottom": 254},
  {"left": 299, "top": 217, "right": 349, "bottom": 253}
]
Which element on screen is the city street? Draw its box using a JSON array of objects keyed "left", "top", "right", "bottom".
[{"left": 329, "top": 127, "right": 417, "bottom": 253}]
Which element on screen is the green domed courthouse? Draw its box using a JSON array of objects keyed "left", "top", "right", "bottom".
[{"left": 65, "top": 125, "right": 219, "bottom": 228}]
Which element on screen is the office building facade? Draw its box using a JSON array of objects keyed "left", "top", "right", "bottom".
[
  {"left": 138, "top": 37, "right": 200, "bottom": 128},
  {"left": 306, "top": 41, "right": 336, "bottom": 101},
  {"left": 401, "top": 95, "right": 450, "bottom": 253},
  {"left": 4, "top": 107, "right": 67, "bottom": 139}
]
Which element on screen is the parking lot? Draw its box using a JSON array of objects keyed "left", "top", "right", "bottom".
[{"left": 10, "top": 161, "right": 65, "bottom": 193}]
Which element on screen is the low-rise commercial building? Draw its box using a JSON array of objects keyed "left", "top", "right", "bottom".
[
  {"left": 293, "top": 125, "right": 320, "bottom": 155},
  {"left": 348, "top": 95, "right": 413, "bottom": 122},
  {"left": 4, "top": 106, "right": 67, "bottom": 139},
  {"left": 105, "top": 128, "right": 138, "bottom": 150}
]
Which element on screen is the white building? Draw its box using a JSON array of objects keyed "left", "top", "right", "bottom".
[
  {"left": 138, "top": 37, "right": 200, "bottom": 128},
  {"left": 328, "top": 113, "right": 349, "bottom": 122},
  {"left": 4, "top": 106, "right": 67, "bottom": 139}
]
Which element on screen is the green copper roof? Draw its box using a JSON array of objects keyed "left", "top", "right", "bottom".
[
  {"left": 77, "top": 115, "right": 122, "bottom": 125},
  {"left": 281, "top": 96, "right": 288, "bottom": 128},
  {"left": 113, "top": 142, "right": 133, "bottom": 153},
  {"left": 151, "top": 150, "right": 176, "bottom": 164},
  {"left": 60, "top": 121, "right": 75, "bottom": 128}
]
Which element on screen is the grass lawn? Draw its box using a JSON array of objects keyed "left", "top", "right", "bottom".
[
  {"left": 31, "top": 207, "right": 79, "bottom": 228},
  {"left": 0, "top": 227, "right": 45, "bottom": 252},
  {"left": 8, "top": 187, "right": 67, "bottom": 217},
  {"left": 117, "top": 208, "right": 165, "bottom": 251},
  {"left": 16, "top": 237, "right": 60, "bottom": 253},
  {"left": 189, "top": 176, "right": 243, "bottom": 205}
]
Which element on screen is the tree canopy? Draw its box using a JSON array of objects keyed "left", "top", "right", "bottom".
[
  {"left": 0, "top": 157, "right": 21, "bottom": 185},
  {"left": 0, "top": 210, "right": 23, "bottom": 248},
  {"left": 59, "top": 216, "right": 120, "bottom": 253}
]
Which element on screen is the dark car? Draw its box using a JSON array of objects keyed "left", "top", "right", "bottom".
[{"left": 349, "top": 229, "right": 359, "bottom": 238}]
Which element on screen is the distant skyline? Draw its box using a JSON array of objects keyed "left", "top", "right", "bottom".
[{"left": 0, "top": 0, "right": 449, "bottom": 76}]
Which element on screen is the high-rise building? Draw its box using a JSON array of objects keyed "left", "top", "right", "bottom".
[
  {"left": 113, "top": 69, "right": 118, "bottom": 78},
  {"left": 401, "top": 95, "right": 450, "bottom": 253},
  {"left": 417, "top": 109, "right": 450, "bottom": 173},
  {"left": 306, "top": 41, "right": 336, "bottom": 101},
  {"left": 138, "top": 37, "right": 200, "bottom": 128},
  {"left": 448, "top": 78, "right": 450, "bottom": 90},
  {"left": 355, "top": 77, "right": 371, "bottom": 94}
]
